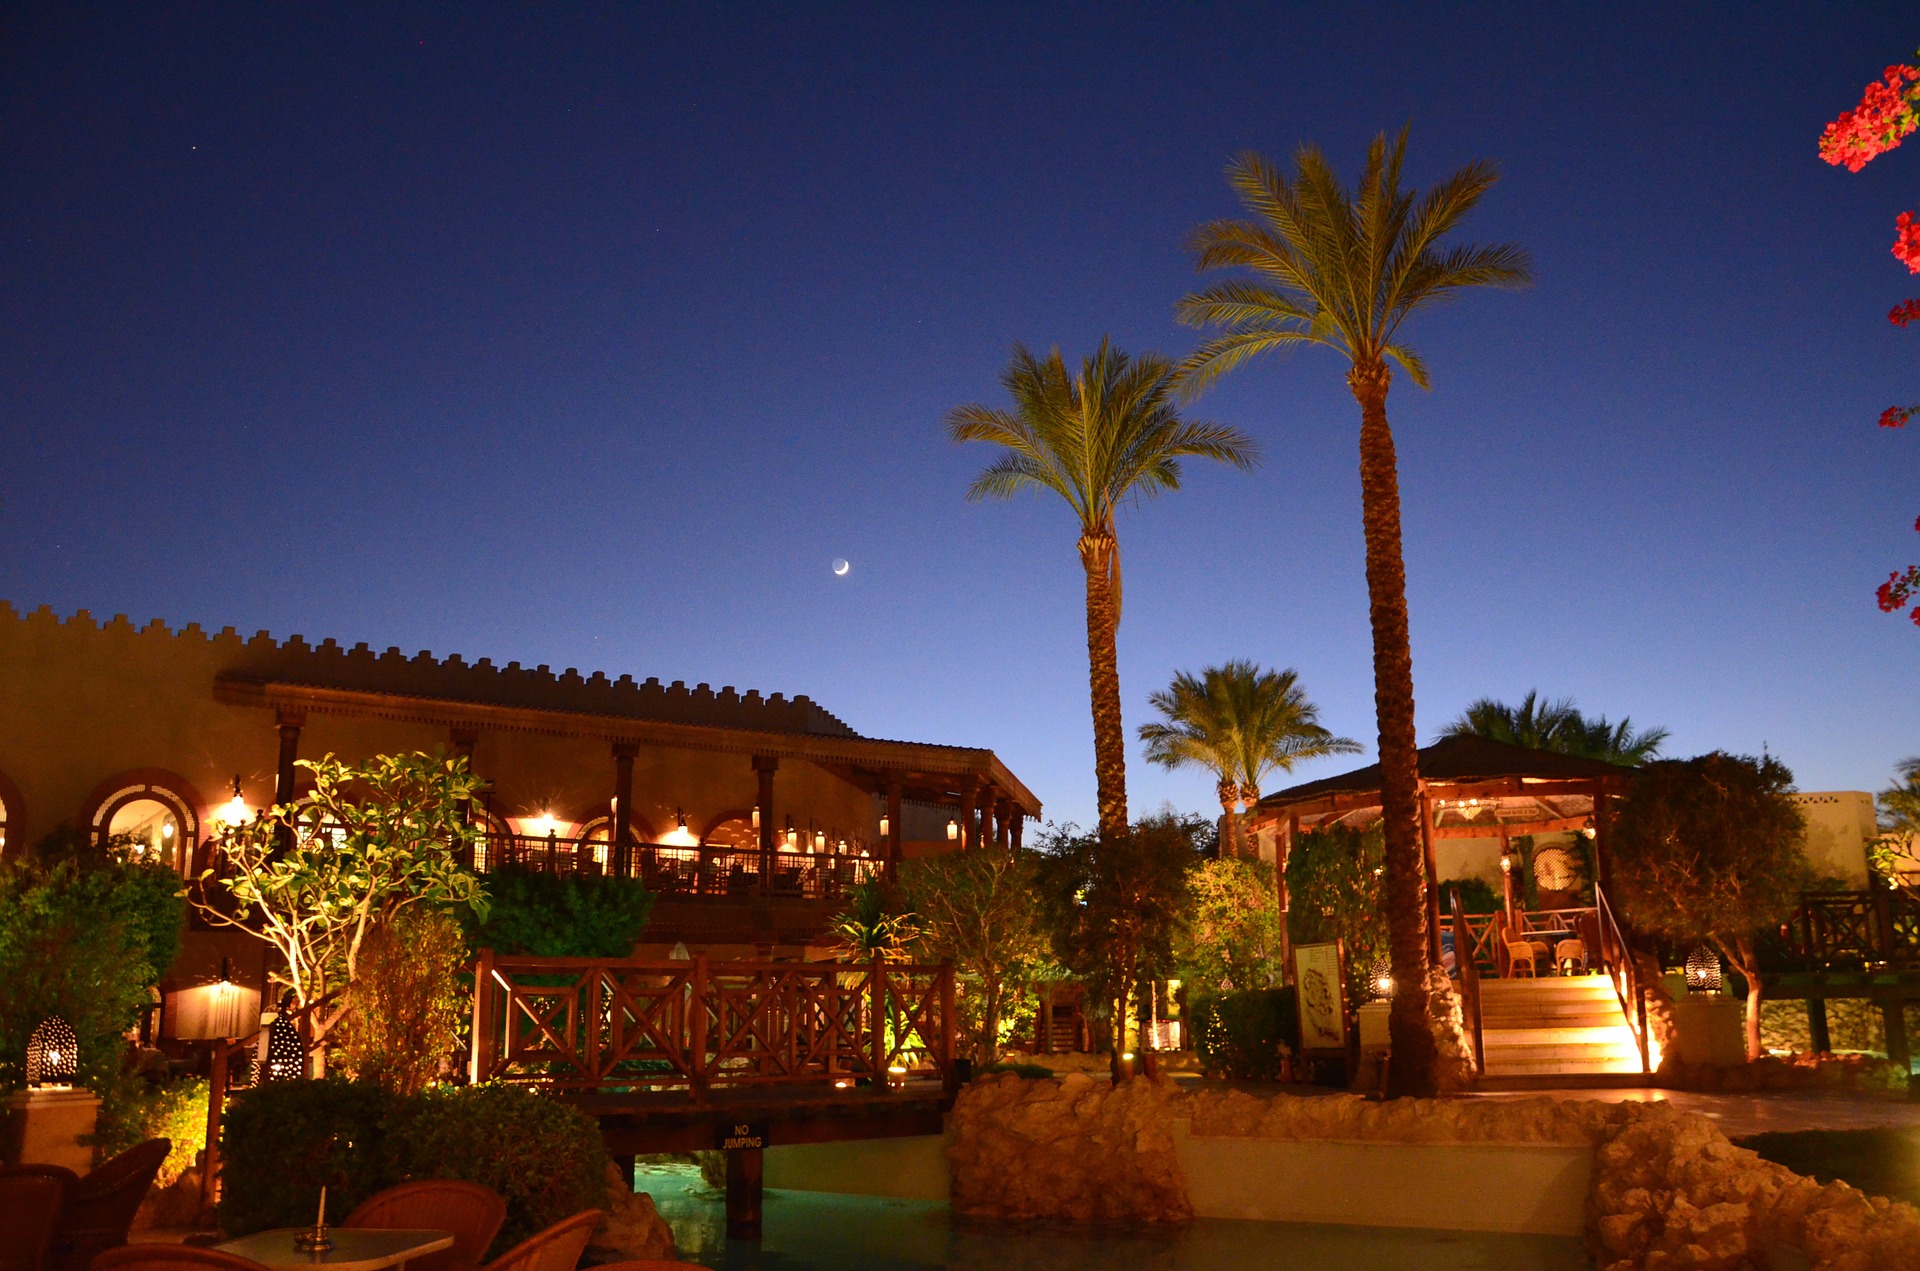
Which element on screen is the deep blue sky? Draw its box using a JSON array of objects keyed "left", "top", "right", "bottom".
[{"left": 4, "top": 4, "right": 1918, "bottom": 827}]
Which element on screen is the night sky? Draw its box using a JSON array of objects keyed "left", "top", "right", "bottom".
[{"left": 4, "top": 4, "right": 1918, "bottom": 829}]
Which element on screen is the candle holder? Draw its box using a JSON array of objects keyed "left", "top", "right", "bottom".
[{"left": 292, "top": 1184, "right": 334, "bottom": 1252}]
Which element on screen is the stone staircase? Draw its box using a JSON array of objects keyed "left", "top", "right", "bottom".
[{"left": 1477, "top": 974, "right": 1646, "bottom": 1087}]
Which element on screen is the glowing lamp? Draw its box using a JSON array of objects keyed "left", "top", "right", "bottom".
[
  {"left": 815, "top": 829, "right": 826, "bottom": 852},
  {"left": 26, "top": 1016, "right": 78, "bottom": 1088},
  {"left": 784, "top": 819, "right": 797, "bottom": 849},
  {"left": 527, "top": 812, "right": 560, "bottom": 838},
  {"left": 946, "top": 819, "right": 959, "bottom": 842},
  {"left": 1684, "top": 945, "right": 1723, "bottom": 996},
  {"left": 879, "top": 815, "right": 889, "bottom": 839},
  {"left": 751, "top": 805, "right": 761, "bottom": 830},
  {"left": 1367, "top": 957, "right": 1393, "bottom": 1001},
  {"left": 218, "top": 775, "right": 250, "bottom": 828},
  {"left": 887, "top": 1064, "right": 907, "bottom": 1091},
  {"left": 263, "top": 1012, "right": 305, "bottom": 1082}
]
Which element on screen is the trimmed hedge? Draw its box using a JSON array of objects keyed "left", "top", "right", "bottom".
[
  {"left": 1190, "top": 987, "right": 1299, "bottom": 1081},
  {"left": 220, "top": 1079, "right": 608, "bottom": 1255}
]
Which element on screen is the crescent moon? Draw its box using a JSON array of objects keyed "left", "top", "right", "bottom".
[{"left": 832, "top": 558, "right": 850, "bottom": 576}]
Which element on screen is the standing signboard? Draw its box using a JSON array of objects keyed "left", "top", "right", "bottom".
[{"left": 1292, "top": 940, "right": 1349, "bottom": 1054}]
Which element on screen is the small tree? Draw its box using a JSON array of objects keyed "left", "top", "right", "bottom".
[
  {"left": 1284, "top": 823, "right": 1388, "bottom": 1006},
  {"left": 827, "top": 878, "right": 920, "bottom": 963},
  {"left": 1870, "top": 757, "right": 1920, "bottom": 893},
  {"left": 1033, "top": 812, "right": 1199, "bottom": 1075},
  {"left": 197, "top": 752, "right": 489, "bottom": 1032},
  {"left": 331, "top": 910, "right": 468, "bottom": 1096},
  {"left": 1609, "top": 752, "right": 1810, "bottom": 1061},
  {"left": 898, "top": 851, "right": 1049, "bottom": 1066},
  {"left": 1176, "top": 857, "right": 1285, "bottom": 993}
]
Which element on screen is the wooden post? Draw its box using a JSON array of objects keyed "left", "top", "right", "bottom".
[
  {"left": 1499, "top": 820, "right": 1517, "bottom": 932},
  {"left": 1419, "top": 788, "right": 1442, "bottom": 965},
  {"left": 1279, "top": 813, "right": 1299, "bottom": 975},
  {"left": 958, "top": 779, "right": 978, "bottom": 851},
  {"left": 995, "top": 799, "right": 1012, "bottom": 849},
  {"left": 689, "top": 954, "right": 709, "bottom": 1100},
  {"left": 1010, "top": 811, "right": 1023, "bottom": 852},
  {"left": 1883, "top": 999, "right": 1912, "bottom": 1077},
  {"left": 199, "top": 1039, "right": 232, "bottom": 1215},
  {"left": 885, "top": 782, "right": 903, "bottom": 880},
  {"left": 754, "top": 756, "right": 778, "bottom": 896},
  {"left": 725, "top": 1147, "right": 764, "bottom": 1239},
  {"left": 1808, "top": 998, "right": 1832, "bottom": 1054},
  {"left": 939, "top": 963, "right": 957, "bottom": 1094},
  {"left": 470, "top": 947, "right": 495, "bottom": 1084},
  {"left": 869, "top": 956, "right": 887, "bottom": 1084},
  {"left": 978, "top": 787, "right": 996, "bottom": 855},
  {"left": 612, "top": 744, "right": 637, "bottom": 878},
  {"left": 1591, "top": 785, "right": 1614, "bottom": 898}
]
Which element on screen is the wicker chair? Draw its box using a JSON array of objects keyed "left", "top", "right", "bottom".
[
  {"left": 344, "top": 1181, "right": 506, "bottom": 1271},
  {"left": 478, "top": 1212, "right": 601, "bottom": 1271},
  {"left": 48, "top": 1139, "right": 171, "bottom": 1271},
  {"left": 0, "top": 1170, "right": 68, "bottom": 1271},
  {"left": 90, "top": 1247, "right": 269, "bottom": 1271},
  {"left": 1504, "top": 939, "right": 1539, "bottom": 977}
]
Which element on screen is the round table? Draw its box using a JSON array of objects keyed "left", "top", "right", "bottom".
[{"left": 215, "top": 1228, "right": 455, "bottom": 1271}]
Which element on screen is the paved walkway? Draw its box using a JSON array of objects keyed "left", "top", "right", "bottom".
[{"left": 1464, "top": 1087, "right": 1920, "bottom": 1137}]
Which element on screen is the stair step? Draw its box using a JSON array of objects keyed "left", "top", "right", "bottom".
[
  {"left": 1483, "top": 1014, "right": 1625, "bottom": 1030},
  {"left": 1484, "top": 1055, "right": 1645, "bottom": 1075},
  {"left": 1482, "top": 1026, "right": 1635, "bottom": 1045},
  {"left": 1478, "top": 979, "right": 1617, "bottom": 995}
]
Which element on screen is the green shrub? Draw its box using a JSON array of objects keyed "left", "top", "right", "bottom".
[
  {"left": 464, "top": 867, "right": 653, "bottom": 958},
  {"left": 220, "top": 1079, "right": 607, "bottom": 1256},
  {"left": 1190, "top": 987, "right": 1299, "bottom": 1080},
  {"left": 218, "top": 1077, "right": 402, "bottom": 1236},
  {"left": 94, "top": 1074, "right": 209, "bottom": 1184},
  {"left": 1438, "top": 876, "right": 1499, "bottom": 916},
  {"left": 386, "top": 1083, "right": 608, "bottom": 1255},
  {"left": 0, "top": 835, "right": 185, "bottom": 1093}
]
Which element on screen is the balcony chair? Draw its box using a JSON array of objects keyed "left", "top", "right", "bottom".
[
  {"left": 1555, "top": 939, "right": 1588, "bottom": 976},
  {"left": 344, "top": 1180, "right": 506, "bottom": 1271},
  {"left": 1504, "top": 939, "right": 1539, "bottom": 977},
  {"left": 46, "top": 1138, "right": 172, "bottom": 1271},
  {"left": 477, "top": 1211, "right": 601, "bottom": 1271},
  {"left": 91, "top": 1248, "right": 269, "bottom": 1271},
  {"left": 0, "top": 1169, "right": 67, "bottom": 1271}
]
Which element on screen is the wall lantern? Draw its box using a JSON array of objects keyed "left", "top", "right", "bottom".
[
  {"left": 676, "top": 809, "right": 689, "bottom": 833},
  {"left": 165, "top": 958, "right": 261, "bottom": 1041},
  {"left": 262, "top": 1009, "right": 305, "bottom": 1082},
  {"left": 1684, "top": 945, "right": 1723, "bottom": 996},
  {"left": 814, "top": 829, "right": 827, "bottom": 853},
  {"left": 751, "top": 805, "right": 760, "bottom": 830},
  {"left": 218, "top": 775, "right": 250, "bottom": 828},
  {"left": 784, "top": 818, "right": 797, "bottom": 849},
  {"left": 26, "top": 1016, "right": 78, "bottom": 1088},
  {"left": 878, "top": 815, "right": 889, "bottom": 839},
  {"left": 946, "top": 819, "right": 959, "bottom": 842}
]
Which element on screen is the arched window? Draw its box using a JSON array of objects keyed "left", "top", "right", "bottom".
[
  {"left": 0, "top": 769, "right": 23, "bottom": 858},
  {"left": 702, "top": 816, "right": 756, "bottom": 851},
  {"left": 89, "top": 775, "right": 201, "bottom": 873}
]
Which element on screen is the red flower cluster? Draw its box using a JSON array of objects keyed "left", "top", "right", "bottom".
[
  {"left": 1878, "top": 566, "right": 1920, "bottom": 626},
  {"left": 1880, "top": 405, "right": 1919, "bottom": 428},
  {"left": 1893, "top": 299, "right": 1920, "bottom": 326},
  {"left": 1898, "top": 211, "right": 1920, "bottom": 273},
  {"left": 1820, "top": 65, "right": 1920, "bottom": 170}
]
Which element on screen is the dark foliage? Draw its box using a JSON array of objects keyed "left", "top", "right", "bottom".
[
  {"left": 1189, "top": 987, "right": 1300, "bottom": 1080},
  {"left": 463, "top": 866, "right": 654, "bottom": 958},
  {"left": 218, "top": 1076, "right": 402, "bottom": 1236},
  {"left": 1437, "top": 876, "right": 1499, "bottom": 916},
  {"left": 1283, "top": 823, "right": 1386, "bottom": 1005}
]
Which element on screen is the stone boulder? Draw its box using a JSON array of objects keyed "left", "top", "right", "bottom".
[
  {"left": 590, "top": 1162, "right": 676, "bottom": 1262},
  {"left": 946, "top": 1073, "right": 1190, "bottom": 1223}
]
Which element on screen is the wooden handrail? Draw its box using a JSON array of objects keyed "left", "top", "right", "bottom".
[
  {"left": 1593, "top": 884, "right": 1650, "bottom": 1074},
  {"left": 1449, "top": 889, "right": 1484, "bottom": 1076}
]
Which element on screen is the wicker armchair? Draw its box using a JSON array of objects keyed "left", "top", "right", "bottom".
[
  {"left": 344, "top": 1181, "right": 506, "bottom": 1271},
  {"left": 0, "top": 1169, "right": 69, "bottom": 1271},
  {"left": 478, "top": 1212, "right": 601, "bottom": 1271},
  {"left": 48, "top": 1139, "right": 171, "bottom": 1271},
  {"left": 90, "top": 1247, "right": 269, "bottom": 1271}
]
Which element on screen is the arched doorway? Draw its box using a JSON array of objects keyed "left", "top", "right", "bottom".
[{"left": 90, "top": 779, "right": 201, "bottom": 872}]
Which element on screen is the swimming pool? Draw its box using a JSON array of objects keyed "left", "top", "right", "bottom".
[{"left": 634, "top": 1163, "right": 1591, "bottom": 1270}]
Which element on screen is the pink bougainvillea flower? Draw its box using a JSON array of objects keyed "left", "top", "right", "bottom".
[
  {"left": 1879, "top": 405, "right": 1919, "bottom": 428},
  {"left": 1897, "top": 211, "right": 1920, "bottom": 273},
  {"left": 1879, "top": 566, "right": 1920, "bottom": 626},
  {"left": 1820, "top": 64, "right": 1920, "bottom": 170},
  {"left": 1892, "top": 299, "right": 1920, "bottom": 327}
]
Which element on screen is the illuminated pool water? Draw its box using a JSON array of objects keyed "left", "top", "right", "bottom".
[{"left": 634, "top": 1163, "right": 1591, "bottom": 1271}]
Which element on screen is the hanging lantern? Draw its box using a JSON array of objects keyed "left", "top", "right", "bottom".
[
  {"left": 946, "top": 819, "right": 959, "bottom": 842},
  {"left": 262, "top": 1012, "right": 305, "bottom": 1081},
  {"left": 878, "top": 814, "right": 890, "bottom": 839},
  {"left": 26, "top": 1016, "right": 78, "bottom": 1088},
  {"left": 1684, "top": 945, "right": 1723, "bottom": 996}
]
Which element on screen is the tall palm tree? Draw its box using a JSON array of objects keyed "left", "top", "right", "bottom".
[
  {"left": 1176, "top": 129, "right": 1530, "bottom": 1097},
  {"left": 1441, "top": 691, "right": 1668, "bottom": 765},
  {"left": 1139, "top": 661, "right": 1360, "bottom": 858},
  {"left": 950, "top": 340, "right": 1258, "bottom": 843}
]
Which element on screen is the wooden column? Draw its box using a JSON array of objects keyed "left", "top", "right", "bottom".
[
  {"left": 754, "top": 756, "right": 778, "bottom": 895},
  {"left": 1591, "top": 784, "right": 1614, "bottom": 898},
  {"left": 885, "top": 782, "right": 903, "bottom": 879},
  {"left": 1499, "top": 820, "right": 1517, "bottom": 931},
  {"left": 996, "top": 799, "right": 1012, "bottom": 849},
  {"left": 978, "top": 785, "right": 996, "bottom": 853},
  {"left": 959, "top": 779, "right": 979, "bottom": 851},
  {"left": 1884, "top": 1000, "right": 1912, "bottom": 1077},
  {"left": 1419, "top": 788, "right": 1442, "bottom": 966},
  {"left": 1279, "top": 813, "right": 1299, "bottom": 973},
  {"left": 725, "top": 1146, "right": 763, "bottom": 1238},
  {"left": 272, "top": 710, "right": 304, "bottom": 857},
  {"left": 612, "top": 743, "right": 637, "bottom": 878},
  {"left": 1808, "top": 998, "right": 1832, "bottom": 1054},
  {"left": 1010, "top": 810, "right": 1024, "bottom": 852},
  {"left": 448, "top": 726, "right": 478, "bottom": 867}
]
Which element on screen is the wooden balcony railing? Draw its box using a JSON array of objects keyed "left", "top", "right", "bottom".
[
  {"left": 1763, "top": 888, "right": 1920, "bottom": 972},
  {"left": 470, "top": 833, "right": 885, "bottom": 901},
  {"left": 468, "top": 951, "right": 956, "bottom": 1096}
]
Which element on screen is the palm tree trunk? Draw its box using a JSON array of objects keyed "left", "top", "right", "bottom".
[
  {"left": 1218, "top": 780, "right": 1242, "bottom": 859},
  {"left": 1080, "top": 528, "right": 1129, "bottom": 845},
  {"left": 1349, "top": 361, "right": 1438, "bottom": 1099}
]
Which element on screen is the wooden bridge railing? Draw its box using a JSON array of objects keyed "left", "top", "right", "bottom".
[
  {"left": 1764, "top": 888, "right": 1920, "bottom": 972},
  {"left": 468, "top": 951, "right": 955, "bottom": 1096}
]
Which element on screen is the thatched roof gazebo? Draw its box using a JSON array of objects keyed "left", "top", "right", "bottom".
[{"left": 1247, "top": 735, "right": 1636, "bottom": 959}]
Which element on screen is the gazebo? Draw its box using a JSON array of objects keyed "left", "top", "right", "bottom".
[{"left": 1248, "top": 735, "right": 1636, "bottom": 963}]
